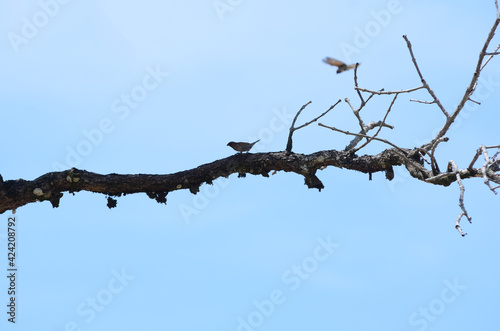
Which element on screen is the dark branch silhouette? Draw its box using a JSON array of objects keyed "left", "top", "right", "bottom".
[{"left": 1, "top": 4, "right": 500, "bottom": 237}]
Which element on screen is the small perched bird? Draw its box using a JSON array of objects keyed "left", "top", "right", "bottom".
[
  {"left": 227, "top": 139, "right": 260, "bottom": 153},
  {"left": 322, "top": 57, "right": 358, "bottom": 73}
]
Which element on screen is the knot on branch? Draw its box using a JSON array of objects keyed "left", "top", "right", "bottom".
[
  {"left": 107, "top": 196, "right": 117, "bottom": 209},
  {"left": 49, "top": 192, "right": 63, "bottom": 208},
  {"left": 66, "top": 168, "right": 82, "bottom": 194},
  {"left": 146, "top": 191, "right": 168, "bottom": 204},
  {"left": 66, "top": 168, "right": 81, "bottom": 184},
  {"left": 31, "top": 185, "right": 62, "bottom": 209},
  {"left": 304, "top": 173, "right": 324, "bottom": 191},
  {"left": 385, "top": 166, "right": 395, "bottom": 181},
  {"left": 189, "top": 184, "right": 201, "bottom": 194}
]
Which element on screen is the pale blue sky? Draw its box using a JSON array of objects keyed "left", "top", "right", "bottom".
[{"left": 1, "top": 1, "right": 500, "bottom": 330}]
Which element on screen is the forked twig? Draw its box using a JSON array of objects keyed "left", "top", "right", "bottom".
[
  {"left": 318, "top": 123, "right": 403, "bottom": 151},
  {"left": 344, "top": 121, "right": 394, "bottom": 151},
  {"left": 319, "top": 123, "right": 428, "bottom": 177},
  {"left": 422, "top": 13, "right": 500, "bottom": 151},
  {"left": 345, "top": 98, "right": 367, "bottom": 135},
  {"left": 470, "top": 145, "right": 500, "bottom": 194},
  {"left": 449, "top": 161, "right": 472, "bottom": 236},
  {"left": 481, "top": 44, "right": 500, "bottom": 70},
  {"left": 286, "top": 100, "right": 341, "bottom": 152},
  {"left": 353, "top": 94, "right": 398, "bottom": 152},
  {"left": 403, "top": 35, "right": 450, "bottom": 118}
]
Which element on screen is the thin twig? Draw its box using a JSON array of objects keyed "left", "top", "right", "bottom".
[
  {"left": 344, "top": 121, "right": 394, "bottom": 151},
  {"left": 364, "top": 92, "right": 377, "bottom": 104},
  {"left": 286, "top": 100, "right": 341, "bottom": 153},
  {"left": 455, "top": 213, "right": 468, "bottom": 237},
  {"left": 449, "top": 161, "right": 472, "bottom": 237},
  {"left": 355, "top": 86, "right": 424, "bottom": 95},
  {"left": 286, "top": 101, "right": 312, "bottom": 152},
  {"left": 345, "top": 98, "right": 366, "bottom": 135},
  {"left": 403, "top": 35, "right": 450, "bottom": 118},
  {"left": 319, "top": 123, "right": 404, "bottom": 152},
  {"left": 319, "top": 122, "right": 427, "bottom": 175},
  {"left": 478, "top": 145, "right": 499, "bottom": 194},
  {"left": 467, "top": 98, "right": 481, "bottom": 105},
  {"left": 295, "top": 100, "right": 341, "bottom": 131},
  {"left": 345, "top": 87, "right": 379, "bottom": 136},
  {"left": 318, "top": 123, "right": 428, "bottom": 178},
  {"left": 468, "top": 145, "right": 500, "bottom": 170},
  {"left": 354, "top": 94, "right": 398, "bottom": 152},
  {"left": 468, "top": 147, "right": 483, "bottom": 170},
  {"left": 481, "top": 44, "right": 500, "bottom": 70},
  {"left": 423, "top": 15, "right": 500, "bottom": 151},
  {"left": 344, "top": 98, "right": 356, "bottom": 112},
  {"left": 410, "top": 99, "right": 435, "bottom": 104},
  {"left": 429, "top": 137, "right": 449, "bottom": 174},
  {"left": 353, "top": 63, "right": 365, "bottom": 105}
]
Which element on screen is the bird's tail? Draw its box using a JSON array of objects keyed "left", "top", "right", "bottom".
[{"left": 251, "top": 139, "right": 260, "bottom": 145}]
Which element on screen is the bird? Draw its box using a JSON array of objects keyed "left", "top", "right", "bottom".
[
  {"left": 322, "top": 57, "right": 358, "bottom": 73},
  {"left": 227, "top": 139, "right": 260, "bottom": 153}
]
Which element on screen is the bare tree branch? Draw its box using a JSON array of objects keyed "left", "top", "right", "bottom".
[
  {"left": 0, "top": 148, "right": 421, "bottom": 213},
  {"left": 318, "top": 123, "right": 428, "bottom": 178},
  {"left": 403, "top": 35, "right": 450, "bottom": 118},
  {"left": 355, "top": 86, "right": 424, "bottom": 95},
  {"left": 285, "top": 100, "right": 340, "bottom": 152},
  {"left": 345, "top": 98, "right": 368, "bottom": 136},
  {"left": 353, "top": 63, "right": 365, "bottom": 104},
  {"left": 1, "top": 3, "right": 499, "bottom": 239},
  {"left": 410, "top": 99, "right": 435, "bottom": 104},
  {"left": 469, "top": 145, "right": 500, "bottom": 194},
  {"left": 429, "top": 137, "right": 449, "bottom": 175},
  {"left": 423, "top": 14, "right": 500, "bottom": 151},
  {"left": 467, "top": 97, "right": 481, "bottom": 105},
  {"left": 449, "top": 161, "right": 472, "bottom": 236},
  {"left": 484, "top": 50, "right": 500, "bottom": 55},
  {"left": 353, "top": 94, "right": 398, "bottom": 152},
  {"left": 344, "top": 121, "right": 394, "bottom": 151}
]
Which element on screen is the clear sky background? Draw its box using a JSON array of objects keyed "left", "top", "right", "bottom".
[{"left": 1, "top": 0, "right": 500, "bottom": 330}]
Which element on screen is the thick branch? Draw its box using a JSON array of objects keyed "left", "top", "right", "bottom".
[{"left": 0, "top": 148, "right": 419, "bottom": 213}]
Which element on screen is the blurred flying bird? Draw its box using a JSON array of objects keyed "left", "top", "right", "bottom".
[
  {"left": 322, "top": 57, "right": 358, "bottom": 73},
  {"left": 227, "top": 140, "right": 260, "bottom": 153}
]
